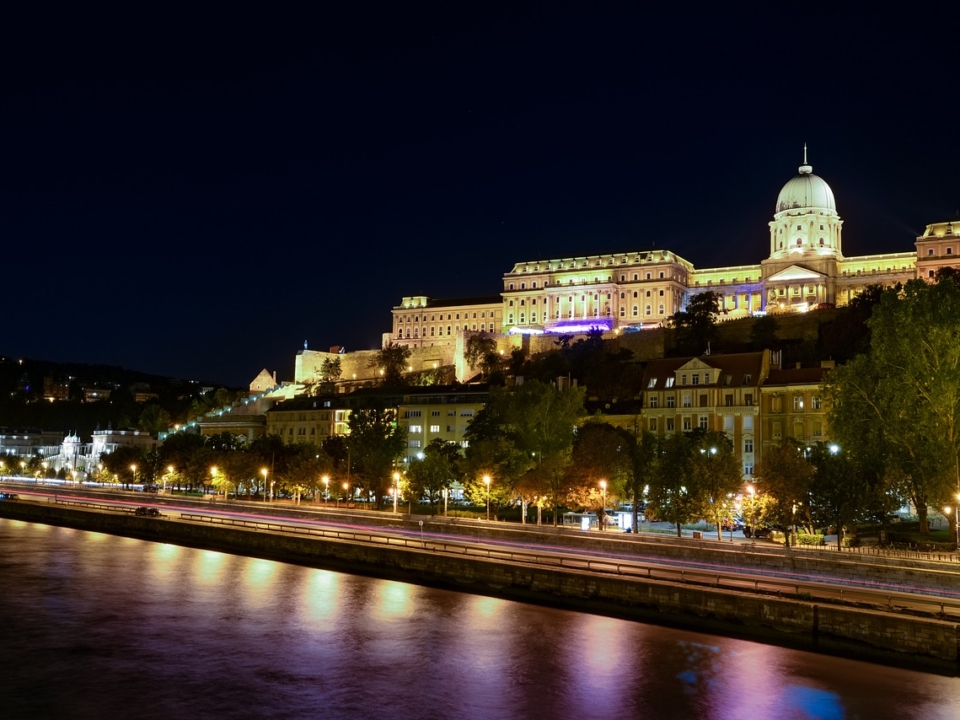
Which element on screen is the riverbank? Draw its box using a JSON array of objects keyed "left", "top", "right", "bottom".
[{"left": 2, "top": 499, "right": 957, "bottom": 671}]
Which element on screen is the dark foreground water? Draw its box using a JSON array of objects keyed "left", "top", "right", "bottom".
[{"left": 1, "top": 519, "right": 959, "bottom": 719}]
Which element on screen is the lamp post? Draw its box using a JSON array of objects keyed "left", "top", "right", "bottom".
[
  {"left": 483, "top": 475, "right": 491, "bottom": 521},
  {"left": 393, "top": 471, "right": 400, "bottom": 514},
  {"left": 210, "top": 466, "right": 217, "bottom": 497},
  {"left": 342, "top": 482, "right": 349, "bottom": 509},
  {"left": 322, "top": 475, "right": 329, "bottom": 504},
  {"left": 261, "top": 468, "right": 268, "bottom": 500},
  {"left": 130, "top": 463, "right": 137, "bottom": 490},
  {"left": 947, "top": 503, "right": 960, "bottom": 551},
  {"left": 166, "top": 465, "right": 174, "bottom": 494},
  {"left": 955, "top": 495, "right": 960, "bottom": 550},
  {"left": 599, "top": 479, "right": 607, "bottom": 531}
]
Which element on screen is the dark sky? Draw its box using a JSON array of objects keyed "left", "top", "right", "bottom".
[{"left": 2, "top": 4, "right": 956, "bottom": 386}]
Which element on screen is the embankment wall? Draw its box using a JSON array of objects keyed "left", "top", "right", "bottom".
[{"left": 1, "top": 501, "right": 958, "bottom": 666}]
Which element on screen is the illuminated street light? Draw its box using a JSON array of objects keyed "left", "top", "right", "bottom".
[
  {"left": 599, "top": 479, "right": 607, "bottom": 532},
  {"left": 322, "top": 475, "right": 329, "bottom": 504},
  {"left": 483, "top": 475, "right": 491, "bottom": 521},
  {"left": 130, "top": 463, "right": 138, "bottom": 488},
  {"left": 393, "top": 471, "right": 400, "bottom": 514},
  {"left": 261, "top": 468, "right": 268, "bottom": 500}
]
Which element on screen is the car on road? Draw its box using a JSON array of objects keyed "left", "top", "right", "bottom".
[
  {"left": 141, "top": 485, "right": 159, "bottom": 493},
  {"left": 134, "top": 506, "right": 162, "bottom": 517},
  {"left": 0, "top": 492, "right": 20, "bottom": 500}
]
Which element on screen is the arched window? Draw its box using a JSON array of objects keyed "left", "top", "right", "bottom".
[{"left": 632, "top": 305, "right": 639, "bottom": 317}]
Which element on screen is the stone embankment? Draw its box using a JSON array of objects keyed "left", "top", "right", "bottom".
[{"left": 2, "top": 500, "right": 958, "bottom": 668}]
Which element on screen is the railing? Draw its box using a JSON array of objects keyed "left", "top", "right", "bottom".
[{"left": 176, "top": 512, "right": 960, "bottom": 620}]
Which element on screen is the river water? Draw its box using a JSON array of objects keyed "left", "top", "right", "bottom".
[{"left": 1, "top": 518, "right": 959, "bottom": 719}]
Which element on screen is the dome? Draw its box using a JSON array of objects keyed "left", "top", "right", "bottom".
[{"left": 775, "top": 161, "right": 836, "bottom": 214}]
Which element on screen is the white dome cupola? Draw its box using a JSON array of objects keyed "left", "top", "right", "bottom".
[{"left": 768, "top": 145, "right": 843, "bottom": 261}]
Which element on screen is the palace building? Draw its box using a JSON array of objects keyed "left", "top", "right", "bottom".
[{"left": 387, "top": 150, "right": 958, "bottom": 348}]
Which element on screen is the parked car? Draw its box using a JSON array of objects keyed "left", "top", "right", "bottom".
[
  {"left": 0, "top": 492, "right": 20, "bottom": 500},
  {"left": 134, "top": 506, "right": 161, "bottom": 517},
  {"left": 721, "top": 517, "right": 744, "bottom": 532},
  {"left": 744, "top": 524, "right": 785, "bottom": 539},
  {"left": 141, "top": 485, "right": 159, "bottom": 493}
]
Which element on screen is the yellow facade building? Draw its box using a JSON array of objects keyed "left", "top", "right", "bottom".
[{"left": 387, "top": 152, "right": 960, "bottom": 345}]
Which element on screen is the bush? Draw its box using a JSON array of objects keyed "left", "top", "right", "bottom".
[
  {"left": 797, "top": 533, "right": 825, "bottom": 546},
  {"left": 842, "top": 536, "right": 859, "bottom": 547}
]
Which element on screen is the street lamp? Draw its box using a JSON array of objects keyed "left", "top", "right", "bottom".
[
  {"left": 599, "top": 479, "right": 607, "bottom": 532},
  {"left": 341, "top": 481, "right": 349, "bottom": 509},
  {"left": 483, "top": 475, "right": 491, "bottom": 521},
  {"left": 166, "top": 465, "right": 174, "bottom": 494},
  {"left": 130, "top": 463, "right": 137, "bottom": 489},
  {"left": 955, "top": 494, "right": 960, "bottom": 550},
  {"left": 322, "top": 475, "right": 329, "bottom": 504},
  {"left": 946, "top": 502, "right": 960, "bottom": 550},
  {"left": 261, "top": 468, "right": 268, "bottom": 500},
  {"left": 393, "top": 471, "right": 400, "bottom": 514},
  {"left": 210, "top": 466, "right": 217, "bottom": 497}
]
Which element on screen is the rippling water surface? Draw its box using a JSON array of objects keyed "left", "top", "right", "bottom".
[{"left": 2, "top": 518, "right": 959, "bottom": 719}]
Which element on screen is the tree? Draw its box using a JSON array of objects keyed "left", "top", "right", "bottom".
[
  {"left": 672, "top": 291, "right": 720, "bottom": 355},
  {"left": 463, "top": 333, "right": 499, "bottom": 375},
  {"left": 569, "top": 421, "right": 632, "bottom": 529},
  {"left": 407, "top": 439, "right": 461, "bottom": 511},
  {"left": 827, "top": 279, "right": 960, "bottom": 534},
  {"left": 464, "top": 380, "right": 585, "bottom": 523},
  {"left": 138, "top": 403, "right": 171, "bottom": 436},
  {"left": 749, "top": 314, "right": 779, "bottom": 351},
  {"left": 688, "top": 431, "right": 743, "bottom": 541},
  {"left": 647, "top": 433, "right": 700, "bottom": 536},
  {"left": 807, "top": 443, "right": 869, "bottom": 550},
  {"left": 371, "top": 342, "right": 411, "bottom": 387},
  {"left": 753, "top": 438, "right": 814, "bottom": 546},
  {"left": 345, "top": 403, "right": 406, "bottom": 507},
  {"left": 320, "top": 356, "right": 342, "bottom": 382},
  {"left": 101, "top": 445, "right": 151, "bottom": 487},
  {"left": 624, "top": 426, "right": 658, "bottom": 533}
]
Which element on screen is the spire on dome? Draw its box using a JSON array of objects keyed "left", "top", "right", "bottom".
[{"left": 799, "top": 143, "right": 812, "bottom": 175}]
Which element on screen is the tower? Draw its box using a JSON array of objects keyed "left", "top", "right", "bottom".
[{"left": 761, "top": 147, "right": 843, "bottom": 310}]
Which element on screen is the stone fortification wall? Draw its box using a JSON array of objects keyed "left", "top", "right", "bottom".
[
  {"left": 3, "top": 500, "right": 957, "bottom": 665},
  {"left": 297, "top": 346, "right": 458, "bottom": 385}
]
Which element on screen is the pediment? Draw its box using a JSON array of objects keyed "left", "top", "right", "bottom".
[
  {"left": 766, "top": 265, "right": 826, "bottom": 283},
  {"left": 676, "top": 358, "right": 715, "bottom": 372}
]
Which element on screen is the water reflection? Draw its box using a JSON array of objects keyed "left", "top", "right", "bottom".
[{"left": 1, "top": 519, "right": 959, "bottom": 720}]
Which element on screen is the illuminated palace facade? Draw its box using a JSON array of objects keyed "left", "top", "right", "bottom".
[{"left": 389, "top": 153, "right": 960, "bottom": 347}]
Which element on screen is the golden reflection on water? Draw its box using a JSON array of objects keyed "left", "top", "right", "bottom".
[
  {"left": 241, "top": 558, "right": 278, "bottom": 611},
  {"left": 299, "top": 569, "right": 341, "bottom": 627},
  {"left": 369, "top": 579, "right": 415, "bottom": 623},
  {"left": 193, "top": 549, "right": 227, "bottom": 587}
]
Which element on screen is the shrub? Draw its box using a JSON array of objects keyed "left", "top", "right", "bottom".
[{"left": 797, "top": 533, "right": 825, "bottom": 546}]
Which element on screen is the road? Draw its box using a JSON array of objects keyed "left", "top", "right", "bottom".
[{"left": 4, "top": 480, "right": 960, "bottom": 619}]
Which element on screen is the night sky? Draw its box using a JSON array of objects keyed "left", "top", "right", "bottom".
[{"left": 2, "top": 5, "right": 956, "bottom": 387}]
